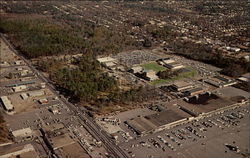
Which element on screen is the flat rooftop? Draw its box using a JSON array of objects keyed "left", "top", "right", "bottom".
[
  {"left": 57, "top": 143, "right": 90, "bottom": 158},
  {"left": 48, "top": 133, "right": 75, "bottom": 150},
  {"left": 173, "top": 81, "right": 192, "bottom": 88},
  {"left": 145, "top": 106, "right": 192, "bottom": 127},
  {"left": 178, "top": 93, "right": 235, "bottom": 115},
  {"left": 0, "top": 143, "right": 37, "bottom": 158}
]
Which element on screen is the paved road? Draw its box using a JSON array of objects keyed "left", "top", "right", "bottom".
[{"left": 1, "top": 34, "right": 129, "bottom": 158}]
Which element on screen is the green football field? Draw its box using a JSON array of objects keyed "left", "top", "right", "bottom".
[{"left": 141, "top": 62, "right": 166, "bottom": 72}]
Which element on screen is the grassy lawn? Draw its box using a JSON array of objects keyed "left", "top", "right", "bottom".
[
  {"left": 151, "top": 67, "right": 197, "bottom": 85},
  {"left": 141, "top": 62, "right": 166, "bottom": 72}
]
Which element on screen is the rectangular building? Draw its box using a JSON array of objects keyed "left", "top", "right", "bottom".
[
  {"left": 12, "top": 85, "right": 27, "bottom": 92},
  {"left": 0, "top": 96, "right": 14, "bottom": 112},
  {"left": 172, "top": 81, "right": 193, "bottom": 91},
  {"left": 28, "top": 90, "right": 45, "bottom": 97},
  {"left": 12, "top": 128, "right": 33, "bottom": 142}
]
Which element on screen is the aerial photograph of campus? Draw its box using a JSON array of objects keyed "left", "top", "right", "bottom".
[{"left": 0, "top": 0, "right": 249, "bottom": 158}]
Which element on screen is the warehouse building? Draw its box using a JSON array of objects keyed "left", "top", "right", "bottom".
[
  {"left": 12, "top": 85, "right": 27, "bottom": 92},
  {"left": 41, "top": 124, "right": 75, "bottom": 151},
  {"left": 28, "top": 90, "right": 45, "bottom": 97},
  {"left": 46, "top": 133, "right": 75, "bottom": 150},
  {"left": 0, "top": 96, "right": 14, "bottom": 112},
  {"left": 172, "top": 81, "right": 193, "bottom": 92},
  {"left": 12, "top": 127, "right": 33, "bottom": 142},
  {"left": 184, "top": 87, "right": 204, "bottom": 96},
  {"left": 0, "top": 144, "right": 38, "bottom": 158},
  {"left": 204, "top": 75, "right": 237, "bottom": 88}
]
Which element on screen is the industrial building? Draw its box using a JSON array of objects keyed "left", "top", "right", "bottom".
[
  {"left": 12, "top": 85, "right": 27, "bottom": 92},
  {"left": 46, "top": 133, "right": 75, "bottom": 150},
  {"left": 41, "top": 124, "right": 75, "bottom": 151},
  {"left": 42, "top": 123, "right": 65, "bottom": 133},
  {"left": 28, "top": 90, "right": 45, "bottom": 97},
  {"left": 172, "top": 81, "right": 193, "bottom": 92},
  {"left": 204, "top": 75, "right": 237, "bottom": 88},
  {"left": 12, "top": 127, "right": 33, "bottom": 142},
  {"left": 184, "top": 87, "right": 204, "bottom": 96},
  {"left": 0, "top": 144, "right": 38, "bottom": 158},
  {"left": 0, "top": 96, "right": 14, "bottom": 112}
]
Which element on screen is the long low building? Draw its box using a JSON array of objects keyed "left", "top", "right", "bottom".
[
  {"left": 145, "top": 107, "right": 192, "bottom": 129},
  {"left": 204, "top": 75, "right": 237, "bottom": 88},
  {"left": 0, "top": 144, "right": 38, "bottom": 158},
  {"left": 172, "top": 81, "right": 193, "bottom": 92},
  {"left": 0, "top": 96, "right": 14, "bottom": 112},
  {"left": 126, "top": 117, "right": 158, "bottom": 135},
  {"left": 12, "top": 127, "right": 33, "bottom": 142},
  {"left": 28, "top": 90, "right": 45, "bottom": 97},
  {"left": 184, "top": 87, "right": 204, "bottom": 96},
  {"left": 126, "top": 106, "right": 192, "bottom": 135}
]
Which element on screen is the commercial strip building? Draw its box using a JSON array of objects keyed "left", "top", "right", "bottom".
[
  {"left": 126, "top": 106, "right": 193, "bottom": 135},
  {"left": 126, "top": 86, "right": 249, "bottom": 136}
]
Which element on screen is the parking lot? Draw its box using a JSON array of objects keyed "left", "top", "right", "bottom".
[{"left": 120, "top": 104, "right": 250, "bottom": 158}]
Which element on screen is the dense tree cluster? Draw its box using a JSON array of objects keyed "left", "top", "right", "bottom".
[
  {"left": 0, "top": 18, "right": 86, "bottom": 58},
  {"left": 50, "top": 54, "right": 117, "bottom": 101},
  {"left": 149, "top": 25, "right": 174, "bottom": 40},
  {"left": 0, "top": 18, "right": 136, "bottom": 58}
]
